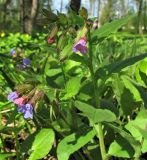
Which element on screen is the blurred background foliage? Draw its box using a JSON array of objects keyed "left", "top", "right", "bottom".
[{"left": 0, "top": 0, "right": 146, "bottom": 34}]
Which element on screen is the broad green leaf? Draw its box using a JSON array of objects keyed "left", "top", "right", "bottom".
[
  {"left": 62, "top": 77, "right": 82, "bottom": 100},
  {"left": 121, "top": 76, "right": 141, "bottom": 101},
  {"left": 28, "top": 128, "right": 55, "bottom": 160},
  {"left": 75, "top": 101, "right": 116, "bottom": 123},
  {"left": 91, "top": 15, "right": 135, "bottom": 39},
  {"left": 135, "top": 58, "right": 147, "bottom": 87},
  {"left": 45, "top": 68, "right": 62, "bottom": 77},
  {"left": 107, "top": 123, "right": 141, "bottom": 157},
  {"left": 95, "top": 53, "right": 147, "bottom": 80},
  {"left": 108, "top": 138, "right": 134, "bottom": 158},
  {"left": 64, "top": 60, "right": 81, "bottom": 72},
  {"left": 125, "top": 109, "right": 147, "bottom": 141},
  {"left": 57, "top": 128, "right": 96, "bottom": 160},
  {"left": 0, "top": 153, "right": 16, "bottom": 160}
]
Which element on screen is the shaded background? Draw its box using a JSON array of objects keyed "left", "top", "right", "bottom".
[{"left": 0, "top": 0, "right": 146, "bottom": 34}]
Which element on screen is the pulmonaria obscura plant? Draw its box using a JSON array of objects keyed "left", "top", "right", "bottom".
[{"left": 3, "top": 6, "right": 147, "bottom": 160}]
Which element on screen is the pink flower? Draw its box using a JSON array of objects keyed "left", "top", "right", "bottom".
[
  {"left": 47, "top": 37, "right": 55, "bottom": 44},
  {"left": 73, "top": 37, "right": 87, "bottom": 54},
  {"left": 13, "top": 97, "right": 26, "bottom": 106}
]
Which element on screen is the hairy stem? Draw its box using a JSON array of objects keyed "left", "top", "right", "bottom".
[{"left": 88, "top": 29, "right": 108, "bottom": 160}]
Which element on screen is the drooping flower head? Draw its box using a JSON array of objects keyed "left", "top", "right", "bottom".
[
  {"left": 47, "top": 37, "right": 55, "bottom": 44},
  {"left": 73, "top": 37, "right": 87, "bottom": 54},
  {"left": 10, "top": 49, "right": 17, "bottom": 57},
  {"left": 7, "top": 91, "right": 19, "bottom": 102},
  {"left": 17, "top": 103, "right": 33, "bottom": 119}
]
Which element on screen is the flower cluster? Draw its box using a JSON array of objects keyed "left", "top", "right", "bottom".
[
  {"left": 7, "top": 91, "right": 33, "bottom": 119},
  {"left": 7, "top": 86, "right": 44, "bottom": 119},
  {"left": 10, "top": 48, "right": 31, "bottom": 69}
]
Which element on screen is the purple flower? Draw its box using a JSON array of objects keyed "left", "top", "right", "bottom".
[
  {"left": 17, "top": 103, "right": 33, "bottom": 119},
  {"left": 10, "top": 49, "right": 16, "bottom": 57},
  {"left": 73, "top": 38, "right": 87, "bottom": 54},
  {"left": 7, "top": 91, "right": 19, "bottom": 102},
  {"left": 23, "top": 58, "right": 31, "bottom": 66}
]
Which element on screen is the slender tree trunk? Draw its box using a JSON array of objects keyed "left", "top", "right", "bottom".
[
  {"left": 20, "top": 0, "right": 38, "bottom": 34},
  {"left": 137, "top": 0, "right": 143, "bottom": 34},
  {"left": 97, "top": 0, "right": 101, "bottom": 21},
  {"left": 27, "top": 0, "right": 38, "bottom": 34},
  {"left": 144, "top": 0, "right": 147, "bottom": 32},
  {"left": 70, "top": 0, "right": 81, "bottom": 14},
  {"left": 3, "top": 0, "right": 11, "bottom": 29},
  {"left": 20, "top": 0, "right": 24, "bottom": 33}
]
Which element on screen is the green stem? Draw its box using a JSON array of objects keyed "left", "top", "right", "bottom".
[
  {"left": 14, "top": 121, "right": 20, "bottom": 160},
  {"left": 60, "top": 61, "right": 66, "bottom": 88},
  {"left": 88, "top": 29, "right": 108, "bottom": 160},
  {"left": 0, "top": 133, "right": 6, "bottom": 152}
]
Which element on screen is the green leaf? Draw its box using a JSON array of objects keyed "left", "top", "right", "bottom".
[
  {"left": 121, "top": 76, "right": 141, "bottom": 101},
  {"left": 107, "top": 123, "right": 141, "bottom": 157},
  {"left": 45, "top": 68, "right": 62, "bottom": 77},
  {"left": 75, "top": 101, "right": 116, "bottom": 123},
  {"left": 60, "top": 42, "right": 73, "bottom": 60},
  {"left": 91, "top": 15, "right": 135, "bottom": 39},
  {"left": 64, "top": 60, "right": 81, "bottom": 73},
  {"left": 135, "top": 58, "right": 147, "bottom": 87},
  {"left": 62, "top": 77, "right": 82, "bottom": 100},
  {"left": 142, "top": 139, "right": 147, "bottom": 153},
  {"left": 57, "top": 128, "right": 96, "bottom": 160},
  {"left": 42, "top": 8, "right": 58, "bottom": 22},
  {"left": 28, "top": 128, "right": 55, "bottom": 160},
  {"left": 125, "top": 109, "right": 147, "bottom": 141},
  {"left": 108, "top": 137, "right": 134, "bottom": 158},
  {"left": 95, "top": 53, "right": 147, "bottom": 80},
  {"left": 0, "top": 153, "right": 16, "bottom": 160}
]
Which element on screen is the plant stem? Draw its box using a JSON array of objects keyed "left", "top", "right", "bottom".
[
  {"left": 14, "top": 120, "right": 20, "bottom": 160},
  {"left": 60, "top": 61, "right": 66, "bottom": 88},
  {"left": 87, "top": 29, "right": 108, "bottom": 160},
  {"left": 97, "top": 124, "right": 108, "bottom": 160}
]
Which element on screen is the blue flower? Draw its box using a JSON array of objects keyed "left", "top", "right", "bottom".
[
  {"left": 7, "top": 91, "right": 19, "bottom": 102},
  {"left": 17, "top": 103, "right": 33, "bottom": 119},
  {"left": 23, "top": 58, "right": 31, "bottom": 66},
  {"left": 10, "top": 49, "right": 16, "bottom": 57}
]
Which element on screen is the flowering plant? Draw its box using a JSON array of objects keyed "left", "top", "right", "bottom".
[{"left": 0, "top": 8, "right": 147, "bottom": 160}]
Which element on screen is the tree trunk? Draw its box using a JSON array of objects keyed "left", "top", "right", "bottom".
[
  {"left": 97, "top": 0, "right": 100, "bottom": 21},
  {"left": 3, "top": 0, "right": 11, "bottom": 29},
  {"left": 20, "top": 0, "right": 38, "bottom": 34},
  {"left": 20, "top": 0, "right": 24, "bottom": 33},
  {"left": 28, "top": 0, "right": 38, "bottom": 34},
  {"left": 70, "top": 0, "right": 81, "bottom": 14},
  {"left": 137, "top": 0, "right": 143, "bottom": 34},
  {"left": 144, "top": 0, "right": 147, "bottom": 32}
]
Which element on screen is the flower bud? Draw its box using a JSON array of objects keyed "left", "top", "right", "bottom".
[
  {"left": 47, "top": 37, "right": 55, "bottom": 44},
  {"left": 15, "top": 84, "right": 34, "bottom": 94},
  {"left": 29, "top": 90, "right": 44, "bottom": 105}
]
